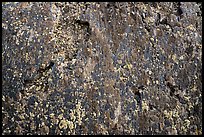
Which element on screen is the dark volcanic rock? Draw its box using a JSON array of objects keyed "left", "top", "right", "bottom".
[{"left": 2, "top": 2, "right": 202, "bottom": 135}]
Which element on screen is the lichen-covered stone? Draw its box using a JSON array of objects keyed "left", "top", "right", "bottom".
[{"left": 2, "top": 2, "right": 202, "bottom": 135}]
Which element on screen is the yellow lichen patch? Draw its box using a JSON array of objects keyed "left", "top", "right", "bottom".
[
  {"left": 127, "top": 63, "right": 133, "bottom": 70},
  {"left": 142, "top": 100, "right": 149, "bottom": 112},
  {"left": 36, "top": 86, "right": 41, "bottom": 91},
  {"left": 76, "top": 102, "right": 82, "bottom": 110},
  {"left": 183, "top": 119, "right": 191, "bottom": 128},
  {"left": 169, "top": 111, "right": 173, "bottom": 119},
  {"left": 50, "top": 113, "right": 55, "bottom": 118},
  {"left": 68, "top": 121, "right": 74, "bottom": 130},
  {"left": 161, "top": 48, "right": 165, "bottom": 54},
  {"left": 77, "top": 117, "right": 83, "bottom": 126},
  {"left": 29, "top": 112, "right": 35, "bottom": 118},
  {"left": 177, "top": 31, "right": 183, "bottom": 37},
  {"left": 117, "top": 59, "right": 123, "bottom": 64},
  {"left": 119, "top": 76, "right": 128, "bottom": 81},
  {"left": 94, "top": 86, "right": 99, "bottom": 90},
  {"left": 195, "top": 127, "right": 202, "bottom": 135},
  {"left": 155, "top": 80, "right": 159, "bottom": 85},
  {"left": 150, "top": 37, "right": 154, "bottom": 43},
  {"left": 81, "top": 109, "right": 86, "bottom": 118},
  {"left": 186, "top": 24, "right": 196, "bottom": 31},
  {"left": 172, "top": 110, "right": 179, "bottom": 118},
  {"left": 30, "top": 121, "right": 35, "bottom": 131},
  {"left": 124, "top": 62, "right": 133, "bottom": 70},
  {"left": 2, "top": 95, "right": 5, "bottom": 102},
  {"left": 171, "top": 125, "right": 178, "bottom": 135},
  {"left": 164, "top": 110, "right": 173, "bottom": 119},
  {"left": 183, "top": 96, "right": 190, "bottom": 102},
  {"left": 179, "top": 55, "right": 184, "bottom": 60},
  {"left": 58, "top": 113, "right": 64, "bottom": 120},
  {"left": 181, "top": 126, "right": 187, "bottom": 133},
  {"left": 172, "top": 54, "right": 178, "bottom": 63},
  {"left": 68, "top": 100, "right": 86, "bottom": 129},
  {"left": 191, "top": 85, "right": 197, "bottom": 92},
  {"left": 59, "top": 119, "right": 68, "bottom": 130},
  {"left": 163, "top": 110, "right": 168, "bottom": 118},
  {"left": 146, "top": 78, "right": 150, "bottom": 85},
  {"left": 19, "top": 115, "right": 25, "bottom": 120}
]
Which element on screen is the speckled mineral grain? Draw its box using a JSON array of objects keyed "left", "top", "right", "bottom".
[{"left": 2, "top": 2, "right": 202, "bottom": 135}]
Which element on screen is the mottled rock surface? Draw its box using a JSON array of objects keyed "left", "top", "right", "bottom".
[{"left": 2, "top": 2, "right": 202, "bottom": 135}]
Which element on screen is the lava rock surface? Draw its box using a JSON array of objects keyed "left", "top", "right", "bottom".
[{"left": 2, "top": 2, "right": 202, "bottom": 135}]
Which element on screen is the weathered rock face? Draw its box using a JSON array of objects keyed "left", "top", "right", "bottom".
[{"left": 2, "top": 2, "right": 202, "bottom": 135}]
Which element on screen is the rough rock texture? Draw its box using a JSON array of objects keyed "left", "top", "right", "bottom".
[{"left": 2, "top": 2, "right": 202, "bottom": 135}]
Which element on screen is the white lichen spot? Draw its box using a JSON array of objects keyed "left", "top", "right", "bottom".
[
  {"left": 83, "top": 57, "right": 96, "bottom": 80},
  {"left": 2, "top": 23, "right": 8, "bottom": 29},
  {"left": 28, "top": 28, "right": 34, "bottom": 42},
  {"left": 113, "top": 101, "right": 121, "bottom": 125}
]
